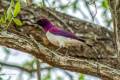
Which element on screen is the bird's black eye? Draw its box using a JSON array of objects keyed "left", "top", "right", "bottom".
[
  {"left": 36, "top": 20, "right": 42, "bottom": 25},
  {"left": 36, "top": 20, "right": 41, "bottom": 24},
  {"left": 36, "top": 20, "right": 45, "bottom": 27},
  {"left": 36, "top": 19, "right": 51, "bottom": 27}
]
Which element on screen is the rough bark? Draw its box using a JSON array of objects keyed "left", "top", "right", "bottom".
[
  {"left": 0, "top": 1, "right": 120, "bottom": 80},
  {"left": 109, "top": 0, "right": 120, "bottom": 58}
]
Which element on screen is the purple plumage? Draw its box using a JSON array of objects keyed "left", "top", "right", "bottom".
[
  {"left": 36, "top": 18, "right": 85, "bottom": 47},
  {"left": 36, "top": 19, "right": 52, "bottom": 32},
  {"left": 49, "top": 27, "right": 81, "bottom": 41},
  {"left": 36, "top": 18, "right": 84, "bottom": 42}
]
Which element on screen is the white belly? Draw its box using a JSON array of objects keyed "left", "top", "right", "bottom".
[{"left": 46, "top": 31, "right": 82, "bottom": 48}]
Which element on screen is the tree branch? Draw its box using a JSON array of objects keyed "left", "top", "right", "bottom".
[
  {"left": 0, "top": 1, "right": 120, "bottom": 80},
  {"left": 0, "top": 61, "right": 52, "bottom": 73}
]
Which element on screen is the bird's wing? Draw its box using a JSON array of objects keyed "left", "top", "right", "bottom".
[{"left": 49, "top": 27, "right": 83, "bottom": 41}]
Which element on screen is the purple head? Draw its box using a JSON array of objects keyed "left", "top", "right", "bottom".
[{"left": 36, "top": 19, "right": 53, "bottom": 32}]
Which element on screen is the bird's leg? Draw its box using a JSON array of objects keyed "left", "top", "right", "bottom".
[
  {"left": 65, "top": 48, "right": 69, "bottom": 56},
  {"left": 42, "top": 36, "right": 49, "bottom": 46},
  {"left": 55, "top": 47, "right": 62, "bottom": 52},
  {"left": 55, "top": 41, "right": 64, "bottom": 52}
]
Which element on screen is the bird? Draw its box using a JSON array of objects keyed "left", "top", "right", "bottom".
[{"left": 36, "top": 18, "right": 87, "bottom": 49}]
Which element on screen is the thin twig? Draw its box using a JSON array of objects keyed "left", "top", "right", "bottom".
[
  {"left": 36, "top": 59, "right": 41, "bottom": 80},
  {"left": 0, "top": 61, "right": 36, "bottom": 73},
  {"left": 29, "top": 35, "right": 42, "bottom": 80},
  {"left": 108, "top": 0, "right": 120, "bottom": 57},
  {"left": 84, "top": 0, "right": 97, "bottom": 21},
  {"left": 0, "top": 60, "right": 52, "bottom": 73}
]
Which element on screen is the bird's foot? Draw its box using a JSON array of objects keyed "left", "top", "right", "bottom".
[
  {"left": 55, "top": 47, "right": 62, "bottom": 52},
  {"left": 65, "top": 49, "right": 69, "bottom": 56},
  {"left": 64, "top": 47, "right": 70, "bottom": 56}
]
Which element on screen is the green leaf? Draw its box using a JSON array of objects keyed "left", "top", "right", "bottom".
[
  {"left": 7, "top": 6, "right": 12, "bottom": 21},
  {"left": 10, "top": 0, "right": 14, "bottom": 7},
  {"left": 14, "top": 1, "right": 21, "bottom": 17},
  {"left": 13, "top": 18, "right": 22, "bottom": 26},
  {"left": 3, "top": 11, "right": 7, "bottom": 23},
  {"left": 0, "top": 17, "right": 4, "bottom": 24},
  {"left": 0, "top": 16, "right": 6, "bottom": 24},
  {"left": 0, "top": 19, "right": 1, "bottom": 24},
  {"left": 0, "top": 10, "right": 7, "bottom": 24},
  {"left": 79, "top": 74, "right": 85, "bottom": 80},
  {"left": 102, "top": 0, "right": 109, "bottom": 9}
]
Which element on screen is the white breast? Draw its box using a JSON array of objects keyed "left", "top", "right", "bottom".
[{"left": 46, "top": 31, "right": 82, "bottom": 48}]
